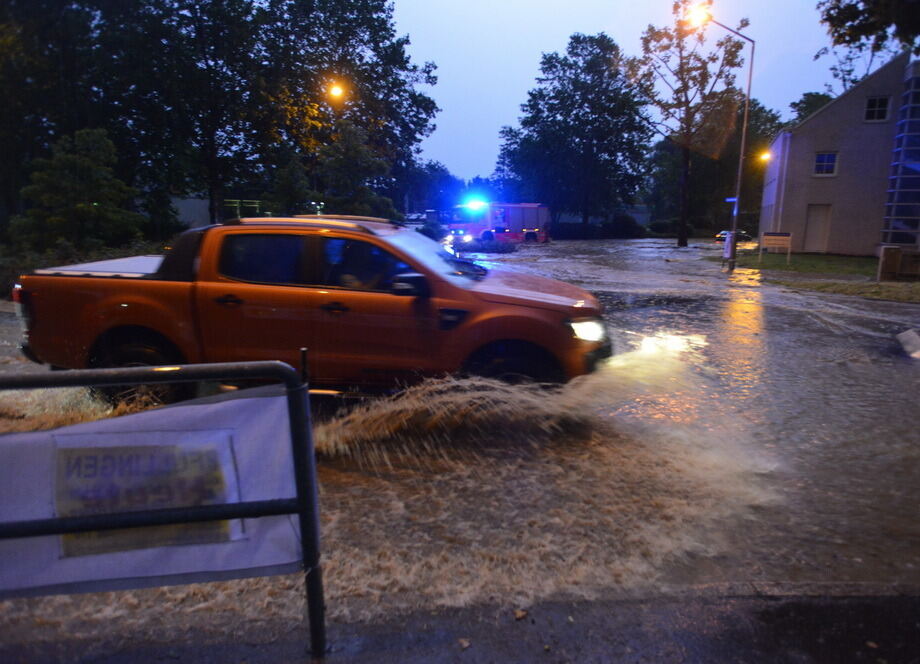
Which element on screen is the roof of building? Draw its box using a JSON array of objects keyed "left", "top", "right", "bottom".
[{"left": 789, "top": 52, "right": 911, "bottom": 133}]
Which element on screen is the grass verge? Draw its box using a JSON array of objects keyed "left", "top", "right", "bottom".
[
  {"left": 769, "top": 279, "right": 920, "bottom": 303},
  {"left": 705, "top": 252, "right": 920, "bottom": 302},
  {"left": 706, "top": 251, "right": 879, "bottom": 277}
]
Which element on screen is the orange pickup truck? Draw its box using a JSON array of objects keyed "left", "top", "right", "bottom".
[{"left": 13, "top": 216, "right": 610, "bottom": 394}]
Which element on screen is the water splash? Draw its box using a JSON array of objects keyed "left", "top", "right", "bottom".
[
  {"left": 313, "top": 376, "right": 592, "bottom": 466},
  {"left": 309, "top": 343, "right": 776, "bottom": 619}
]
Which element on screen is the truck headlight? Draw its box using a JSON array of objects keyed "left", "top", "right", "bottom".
[{"left": 567, "top": 318, "right": 606, "bottom": 342}]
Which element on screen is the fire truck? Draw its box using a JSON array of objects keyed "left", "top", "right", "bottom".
[{"left": 439, "top": 201, "right": 550, "bottom": 245}]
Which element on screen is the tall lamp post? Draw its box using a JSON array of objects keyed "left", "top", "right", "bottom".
[{"left": 687, "top": 4, "right": 754, "bottom": 272}]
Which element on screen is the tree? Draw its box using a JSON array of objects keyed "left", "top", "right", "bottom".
[
  {"left": 789, "top": 91, "right": 835, "bottom": 122},
  {"left": 255, "top": 0, "right": 438, "bottom": 208},
  {"left": 422, "top": 162, "right": 465, "bottom": 211},
  {"left": 11, "top": 129, "right": 145, "bottom": 250},
  {"left": 317, "top": 121, "right": 398, "bottom": 218},
  {"left": 0, "top": 1, "right": 439, "bottom": 233},
  {"left": 818, "top": 0, "right": 920, "bottom": 54},
  {"left": 0, "top": 1, "right": 99, "bottom": 234},
  {"left": 265, "top": 152, "right": 315, "bottom": 216},
  {"left": 498, "top": 33, "right": 651, "bottom": 229},
  {"left": 631, "top": 0, "right": 746, "bottom": 246},
  {"left": 491, "top": 143, "right": 524, "bottom": 203},
  {"left": 385, "top": 159, "right": 466, "bottom": 214},
  {"left": 646, "top": 99, "right": 782, "bottom": 235}
]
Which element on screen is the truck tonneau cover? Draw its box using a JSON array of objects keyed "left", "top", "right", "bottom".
[{"left": 33, "top": 255, "right": 164, "bottom": 278}]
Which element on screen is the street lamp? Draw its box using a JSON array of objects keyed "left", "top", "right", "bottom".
[
  {"left": 686, "top": 3, "right": 755, "bottom": 273},
  {"left": 326, "top": 81, "right": 348, "bottom": 124}
]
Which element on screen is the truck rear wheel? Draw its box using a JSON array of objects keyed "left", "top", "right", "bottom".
[
  {"left": 93, "top": 340, "right": 193, "bottom": 405},
  {"left": 480, "top": 231, "right": 494, "bottom": 242}
]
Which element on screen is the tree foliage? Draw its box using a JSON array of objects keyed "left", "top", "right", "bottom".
[
  {"left": 497, "top": 33, "right": 651, "bottom": 227},
  {"left": 646, "top": 99, "right": 783, "bottom": 234},
  {"left": 265, "top": 151, "right": 316, "bottom": 216},
  {"left": 0, "top": 0, "right": 437, "bottom": 240},
  {"left": 818, "top": 0, "right": 920, "bottom": 54},
  {"left": 631, "top": 0, "right": 746, "bottom": 246},
  {"left": 789, "top": 91, "right": 835, "bottom": 122},
  {"left": 317, "top": 121, "right": 398, "bottom": 218},
  {"left": 11, "top": 129, "right": 145, "bottom": 250},
  {"left": 389, "top": 160, "right": 466, "bottom": 214}
]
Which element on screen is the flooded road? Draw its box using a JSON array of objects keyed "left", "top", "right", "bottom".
[
  {"left": 1, "top": 238, "right": 919, "bottom": 651},
  {"left": 480, "top": 239, "right": 920, "bottom": 590},
  {"left": 310, "top": 238, "right": 920, "bottom": 618}
]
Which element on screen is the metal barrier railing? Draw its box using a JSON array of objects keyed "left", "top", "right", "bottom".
[{"left": 0, "top": 361, "right": 326, "bottom": 658}]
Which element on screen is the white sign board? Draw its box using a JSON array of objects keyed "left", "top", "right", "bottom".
[
  {"left": 0, "top": 388, "right": 303, "bottom": 598},
  {"left": 761, "top": 233, "right": 791, "bottom": 249},
  {"left": 760, "top": 232, "right": 792, "bottom": 264}
]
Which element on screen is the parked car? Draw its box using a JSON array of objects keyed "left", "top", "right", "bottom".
[
  {"left": 714, "top": 230, "right": 753, "bottom": 242},
  {"left": 14, "top": 216, "right": 611, "bottom": 399}
]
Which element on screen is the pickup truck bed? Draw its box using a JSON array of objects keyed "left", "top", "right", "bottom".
[{"left": 34, "top": 256, "right": 165, "bottom": 278}]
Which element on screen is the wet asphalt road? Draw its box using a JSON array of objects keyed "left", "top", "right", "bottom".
[{"left": 14, "top": 594, "right": 919, "bottom": 663}]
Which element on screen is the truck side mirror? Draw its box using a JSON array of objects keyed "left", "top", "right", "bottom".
[{"left": 391, "top": 273, "right": 430, "bottom": 297}]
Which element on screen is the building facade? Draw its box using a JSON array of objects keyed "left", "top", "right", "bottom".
[{"left": 759, "top": 53, "right": 917, "bottom": 256}]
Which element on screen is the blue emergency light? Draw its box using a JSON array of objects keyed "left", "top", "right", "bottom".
[{"left": 460, "top": 198, "right": 489, "bottom": 211}]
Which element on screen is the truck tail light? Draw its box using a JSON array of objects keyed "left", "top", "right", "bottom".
[{"left": 11, "top": 283, "right": 33, "bottom": 329}]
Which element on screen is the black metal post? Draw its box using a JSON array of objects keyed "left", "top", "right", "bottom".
[{"left": 282, "top": 357, "right": 326, "bottom": 659}]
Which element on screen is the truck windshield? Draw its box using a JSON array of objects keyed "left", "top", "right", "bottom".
[{"left": 385, "top": 230, "right": 487, "bottom": 286}]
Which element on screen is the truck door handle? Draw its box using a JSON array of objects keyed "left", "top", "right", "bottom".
[
  {"left": 214, "top": 294, "right": 244, "bottom": 306},
  {"left": 320, "top": 301, "right": 349, "bottom": 315}
]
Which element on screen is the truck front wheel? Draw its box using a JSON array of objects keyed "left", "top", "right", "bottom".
[{"left": 463, "top": 341, "right": 565, "bottom": 384}]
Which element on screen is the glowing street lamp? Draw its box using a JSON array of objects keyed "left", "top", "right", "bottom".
[
  {"left": 326, "top": 82, "right": 347, "bottom": 126},
  {"left": 685, "top": 3, "right": 711, "bottom": 29},
  {"left": 685, "top": 2, "right": 755, "bottom": 273},
  {"left": 759, "top": 151, "right": 771, "bottom": 162}
]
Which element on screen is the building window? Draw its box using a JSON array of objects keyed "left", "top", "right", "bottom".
[
  {"left": 814, "top": 152, "right": 838, "bottom": 176},
  {"left": 865, "top": 96, "right": 889, "bottom": 121}
]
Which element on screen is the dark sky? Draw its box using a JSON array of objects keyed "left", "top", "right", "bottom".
[{"left": 393, "top": 0, "right": 855, "bottom": 180}]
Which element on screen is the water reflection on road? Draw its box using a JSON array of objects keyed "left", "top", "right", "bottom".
[{"left": 490, "top": 238, "right": 920, "bottom": 591}]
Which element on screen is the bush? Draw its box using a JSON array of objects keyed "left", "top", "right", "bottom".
[
  {"left": 688, "top": 215, "right": 717, "bottom": 233},
  {"left": 648, "top": 219, "right": 675, "bottom": 234},
  {"left": 552, "top": 223, "right": 601, "bottom": 240},
  {"left": 601, "top": 213, "right": 646, "bottom": 239},
  {"left": 646, "top": 218, "right": 699, "bottom": 238},
  {"left": 13, "top": 129, "right": 146, "bottom": 252}
]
